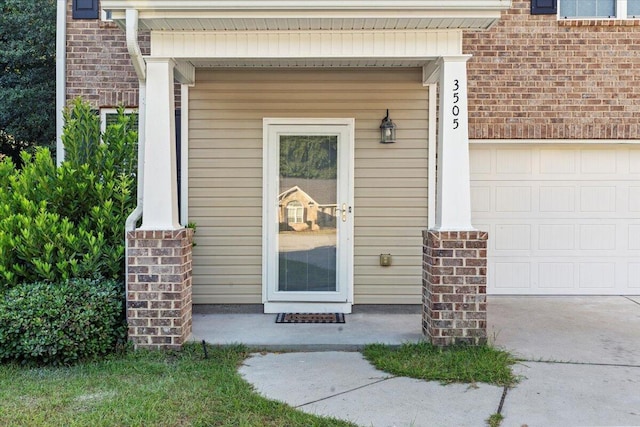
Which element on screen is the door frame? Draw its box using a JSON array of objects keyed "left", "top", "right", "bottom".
[{"left": 262, "top": 118, "right": 355, "bottom": 313}]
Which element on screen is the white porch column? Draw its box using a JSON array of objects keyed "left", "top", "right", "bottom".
[
  {"left": 140, "top": 58, "right": 180, "bottom": 230},
  {"left": 434, "top": 55, "right": 474, "bottom": 231}
]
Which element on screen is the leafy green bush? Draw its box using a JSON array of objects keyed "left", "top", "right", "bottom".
[
  {"left": 0, "top": 99, "right": 137, "bottom": 289},
  {"left": 0, "top": 278, "right": 125, "bottom": 365}
]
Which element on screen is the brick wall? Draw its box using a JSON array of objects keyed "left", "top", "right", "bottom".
[
  {"left": 422, "top": 231, "right": 488, "bottom": 346},
  {"left": 127, "top": 229, "right": 194, "bottom": 349},
  {"left": 65, "top": 1, "right": 639, "bottom": 139},
  {"left": 65, "top": 4, "right": 150, "bottom": 108},
  {"left": 464, "top": 0, "right": 640, "bottom": 140}
]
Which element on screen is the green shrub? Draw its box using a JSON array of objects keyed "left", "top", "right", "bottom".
[
  {"left": 0, "top": 278, "right": 125, "bottom": 365},
  {"left": 0, "top": 99, "right": 137, "bottom": 289}
]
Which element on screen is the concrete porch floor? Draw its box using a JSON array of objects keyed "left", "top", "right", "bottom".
[
  {"left": 192, "top": 304, "right": 424, "bottom": 351},
  {"left": 192, "top": 296, "right": 640, "bottom": 361}
]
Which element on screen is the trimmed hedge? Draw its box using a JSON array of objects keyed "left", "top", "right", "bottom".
[{"left": 0, "top": 279, "right": 125, "bottom": 365}]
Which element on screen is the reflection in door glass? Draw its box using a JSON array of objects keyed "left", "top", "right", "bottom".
[{"left": 278, "top": 135, "right": 338, "bottom": 292}]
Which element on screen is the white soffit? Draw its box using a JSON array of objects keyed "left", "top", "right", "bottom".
[
  {"left": 186, "top": 59, "right": 432, "bottom": 68},
  {"left": 150, "top": 30, "right": 462, "bottom": 63},
  {"left": 105, "top": 0, "right": 510, "bottom": 31}
]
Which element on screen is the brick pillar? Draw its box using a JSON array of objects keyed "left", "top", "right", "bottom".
[
  {"left": 422, "top": 230, "right": 488, "bottom": 346},
  {"left": 126, "top": 229, "right": 194, "bottom": 349}
]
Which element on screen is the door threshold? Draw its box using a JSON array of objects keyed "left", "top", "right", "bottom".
[{"left": 264, "top": 302, "right": 352, "bottom": 314}]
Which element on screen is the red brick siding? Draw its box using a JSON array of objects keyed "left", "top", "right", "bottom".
[
  {"left": 464, "top": 0, "right": 640, "bottom": 140},
  {"left": 422, "top": 231, "right": 487, "bottom": 346},
  {"left": 65, "top": 1, "right": 639, "bottom": 134},
  {"left": 127, "top": 229, "right": 194, "bottom": 350},
  {"left": 65, "top": 3, "right": 149, "bottom": 108}
]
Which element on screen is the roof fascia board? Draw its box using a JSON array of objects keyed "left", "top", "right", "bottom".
[{"left": 103, "top": 0, "right": 511, "bottom": 11}]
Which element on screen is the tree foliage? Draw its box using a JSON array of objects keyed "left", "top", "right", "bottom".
[
  {"left": 0, "top": 0, "right": 56, "bottom": 152},
  {"left": 0, "top": 130, "right": 33, "bottom": 167},
  {"left": 279, "top": 135, "right": 337, "bottom": 179}
]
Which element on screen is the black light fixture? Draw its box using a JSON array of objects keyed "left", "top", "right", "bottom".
[{"left": 379, "top": 109, "right": 397, "bottom": 144}]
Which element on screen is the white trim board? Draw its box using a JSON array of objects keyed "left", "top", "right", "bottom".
[
  {"left": 150, "top": 30, "right": 463, "bottom": 59},
  {"left": 471, "top": 139, "right": 640, "bottom": 145},
  {"left": 264, "top": 302, "right": 353, "bottom": 314}
]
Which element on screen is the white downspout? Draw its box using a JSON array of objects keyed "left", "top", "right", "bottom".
[
  {"left": 124, "top": 8, "right": 146, "bottom": 232},
  {"left": 124, "top": 9, "right": 146, "bottom": 309},
  {"left": 55, "top": 0, "right": 66, "bottom": 165}
]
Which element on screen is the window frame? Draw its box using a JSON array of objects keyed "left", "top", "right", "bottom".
[
  {"left": 558, "top": 0, "right": 640, "bottom": 19},
  {"left": 100, "top": 108, "right": 138, "bottom": 133},
  {"left": 286, "top": 201, "right": 304, "bottom": 224},
  {"left": 101, "top": 9, "right": 113, "bottom": 22}
]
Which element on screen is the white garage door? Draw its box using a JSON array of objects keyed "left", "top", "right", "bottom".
[{"left": 470, "top": 144, "right": 640, "bottom": 295}]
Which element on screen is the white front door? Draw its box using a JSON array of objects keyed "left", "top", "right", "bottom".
[{"left": 263, "top": 118, "right": 354, "bottom": 313}]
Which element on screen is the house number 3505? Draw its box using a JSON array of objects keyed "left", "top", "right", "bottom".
[{"left": 452, "top": 79, "right": 460, "bottom": 130}]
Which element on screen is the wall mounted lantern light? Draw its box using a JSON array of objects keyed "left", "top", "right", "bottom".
[{"left": 379, "top": 109, "right": 397, "bottom": 144}]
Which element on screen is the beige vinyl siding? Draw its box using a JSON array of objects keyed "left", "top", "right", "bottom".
[{"left": 189, "top": 68, "right": 429, "bottom": 304}]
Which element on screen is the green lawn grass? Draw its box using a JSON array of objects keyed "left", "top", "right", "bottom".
[
  {"left": 363, "top": 342, "right": 518, "bottom": 387},
  {"left": 0, "top": 344, "right": 354, "bottom": 427},
  {"left": 0, "top": 341, "right": 517, "bottom": 426}
]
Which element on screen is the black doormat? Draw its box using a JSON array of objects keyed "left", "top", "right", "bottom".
[{"left": 275, "top": 313, "right": 345, "bottom": 324}]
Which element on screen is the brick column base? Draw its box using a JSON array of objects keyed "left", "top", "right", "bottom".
[
  {"left": 422, "top": 230, "right": 488, "bottom": 346},
  {"left": 126, "top": 229, "right": 194, "bottom": 349}
]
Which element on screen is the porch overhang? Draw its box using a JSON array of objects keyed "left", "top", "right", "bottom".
[
  {"left": 104, "top": 0, "right": 510, "bottom": 32},
  {"left": 148, "top": 30, "right": 465, "bottom": 69}
]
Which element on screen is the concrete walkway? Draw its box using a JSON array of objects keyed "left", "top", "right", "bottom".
[
  {"left": 490, "top": 296, "right": 640, "bottom": 427},
  {"left": 195, "top": 296, "right": 640, "bottom": 426}
]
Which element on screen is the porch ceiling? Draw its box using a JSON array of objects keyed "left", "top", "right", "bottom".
[
  {"left": 186, "top": 58, "right": 432, "bottom": 68},
  {"left": 105, "top": 0, "right": 510, "bottom": 31}
]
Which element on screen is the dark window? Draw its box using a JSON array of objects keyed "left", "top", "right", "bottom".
[
  {"left": 175, "top": 109, "right": 182, "bottom": 224},
  {"left": 630, "top": 0, "right": 640, "bottom": 17},
  {"left": 73, "top": 0, "right": 99, "bottom": 19},
  {"left": 531, "top": 0, "right": 557, "bottom": 15}
]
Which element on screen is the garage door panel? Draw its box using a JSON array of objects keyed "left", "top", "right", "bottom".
[
  {"left": 470, "top": 149, "right": 491, "bottom": 174},
  {"left": 630, "top": 151, "right": 640, "bottom": 173},
  {"left": 628, "top": 226, "right": 640, "bottom": 250},
  {"left": 539, "top": 225, "right": 574, "bottom": 250},
  {"left": 579, "top": 224, "right": 617, "bottom": 250},
  {"left": 471, "top": 143, "right": 639, "bottom": 295},
  {"left": 580, "top": 186, "right": 616, "bottom": 212},
  {"left": 540, "top": 186, "right": 574, "bottom": 212},
  {"left": 494, "top": 225, "right": 531, "bottom": 250},
  {"left": 471, "top": 186, "right": 491, "bottom": 212},
  {"left": 495, "top": 187, "right": 532, "bottom": 212},
  {"left": 493, "top": 262, "right": 530, "bottom": 289},
  {"left": 579, "top": 263, "right": 616, "bottom": 289},
  {"left": 581, "top": 149, "right": 617, "bottom": 174},
  {"left": 629, "top": 187, "right": 640, "bottom": 211},
  {"left": 538, "top": 263, "right": 574, "bottom": 289},
  {"left": 540, "top": 149, "right": 575, "bottom": 174},
  {"left": 488, "top": 257, "right": 631, "bottom": 294},
  {"left": 496, "top": 149, "right": 532, "bottom": 174},
  {"left": 629, "top": 264, "right": 640, "bottom": 288}
]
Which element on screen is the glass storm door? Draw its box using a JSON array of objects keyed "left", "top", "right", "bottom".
[{"left": 263, "top": 119, "right": 354, "bottom": 305}]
